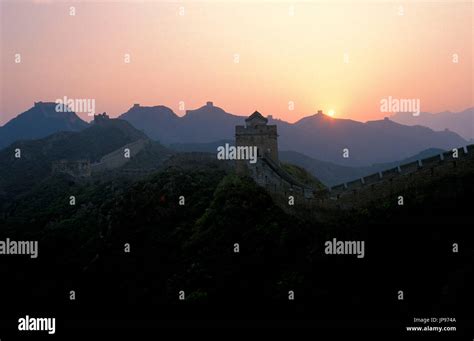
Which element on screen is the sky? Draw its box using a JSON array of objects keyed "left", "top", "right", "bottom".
[{"left": 0, "top": 0, "right": 472, "bottom": 125}]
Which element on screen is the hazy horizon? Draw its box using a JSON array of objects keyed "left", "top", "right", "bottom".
[
  {"left": 1, "top": 0, "right": 472, "bottom": 125},
  {"left": 2, "top": 99, "right": 474, "bottom": 126}
]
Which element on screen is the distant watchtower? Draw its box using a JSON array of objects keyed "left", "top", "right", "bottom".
[
  {"left": 235, "top": 111, "right": 279, "bottom": 162},
  {"left": 94, "top": 112, "right": 110, "bottom": 124}
]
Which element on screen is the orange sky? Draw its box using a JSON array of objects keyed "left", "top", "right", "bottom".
[{"left": 0, "top": 0, "right": 472, "bottom": 125}]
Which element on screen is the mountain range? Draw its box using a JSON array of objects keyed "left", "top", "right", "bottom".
[
  {"left": 168, "top": 139, "right": 445, "bottom": 186},
  {"left": 390, "top": 108, "right": 473, "bottom": 141},
  {"left": 0, "top": 101, "right": 468, "bottom": 167},
  {"left": 1, "top": 113, "right": 471, "bottom": 335},
  {"left": 0, "top": 102, "right": 88, "bottom": 149},
  {"left": 0, "top": 116, "right": 169, "bottom": 202},
  {"left": 119, "top": 102, "right": 244, "bottom": 144},
  {"left": 119, "top": 102, "right": 466, "bottom": 166}
]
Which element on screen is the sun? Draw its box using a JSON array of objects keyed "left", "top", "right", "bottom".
[{"left": 328, "top": 110, "right": 335, "bottom": 117}]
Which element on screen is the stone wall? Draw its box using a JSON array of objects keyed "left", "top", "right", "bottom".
[
  {"left": 320, "top": 145, "right": 474, "bottom": 209},
  {"left": 245, "top": 144, "right": 474, "bottom": 211},
  {"left": 242, "top": 156, "right": 315, "bottom": 201},
  {"left": 235, "top": 124, "right": 278, "bottom": 161},
  {"left": 91, "top": 139, "right": 149, "bottom": 173}
]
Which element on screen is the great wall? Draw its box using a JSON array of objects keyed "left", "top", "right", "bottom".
[
  {"left": 325, "top": 145, "right": 473, "bottom": 208},
  {"left": 90, "top": 138, "right": 149, "bottom": 173},
  {"left": 235, "top": 111, "right": 474, "bottom": 210},
  {"left": 52, "top": 138, "right": 149, "bottom": 177},
  {"left": 52, "top": 111, "right": 474, "bottom": 210}
]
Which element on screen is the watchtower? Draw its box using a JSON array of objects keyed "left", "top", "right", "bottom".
[{"left": 235, "top": 111, "right": 278, "bottom": 163}]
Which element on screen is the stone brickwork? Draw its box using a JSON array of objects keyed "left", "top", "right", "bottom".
[
  {"left": 321, "top": 145, "right": 474, "bottom": 209},
  {"left": 236, "top": 111, "right": 279, "bottom": 163},
  {"left": 234, "top": 112, "right": 474, "bottom": 210},
  {"left": 235, "top": 112, "right": 314, "bottom": 201},
  {"left": 90, "top": 139, "right": 149, "bottom": 173},
  {"left": 52, "top": 139, "right": 149, "bottom": 178}
]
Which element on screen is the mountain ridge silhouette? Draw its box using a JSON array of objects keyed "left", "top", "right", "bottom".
[{"left": 1, "top": 101, "right": 468, "bottom": 167}]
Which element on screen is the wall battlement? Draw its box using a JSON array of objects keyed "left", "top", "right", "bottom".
[
  {"left": 326, "top": 145, "right": 474, "bottom": 207},
  {"left": 235, "top": 111, "right": 314, "bottom": 201},
  {"left": 235, "top": 111, "right": 279, "bottom": 163},
  {"left": 234, "top": 113, "right": 473, "bottom": 210},
  {"left": 93, "top": 112, "right": 110, "bottom": 123}
]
